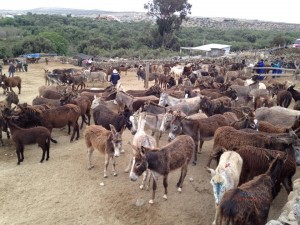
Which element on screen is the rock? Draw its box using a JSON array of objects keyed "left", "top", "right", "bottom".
[
  {"left": 288, "top": 211, "right": 296, "bottom": 221},
  {"left": 265, "top": 220, "right": 283, "bottom": 225},
  {"left": 135, "top": 198, "right": 145, "bottom": 207},
  {"left": 99, "top": 182, "right": 105, "bottom": 186},
  {"left": 189, "top": 177, "right": 194, "bottom": 182}
]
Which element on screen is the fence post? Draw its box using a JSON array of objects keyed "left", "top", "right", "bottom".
[{"left": 145, "top": 63, "right": 149, "bottom": 89}]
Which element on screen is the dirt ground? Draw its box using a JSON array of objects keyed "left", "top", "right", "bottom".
[{"left": 0, "top": 61, "right": 299, "bottom": 225}]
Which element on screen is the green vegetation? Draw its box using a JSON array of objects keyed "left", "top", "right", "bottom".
[{"left": 0, "top": 14, "right": 299, "bottom": 59}]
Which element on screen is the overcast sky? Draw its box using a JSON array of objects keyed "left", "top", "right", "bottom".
[{"left": 0, "top": 0, "right": 299, "bottom": 24}]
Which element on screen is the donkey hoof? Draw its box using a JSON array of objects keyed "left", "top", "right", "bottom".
[
  {"left": 149, "top": 199, "right": 154, "bottom": 204},
  {"left": 88, "top": 165, "right": 94, "bottom": 170},
  {"left": 177, "top": 187, "right": 182, "bottom": 193},
  {"left": 104, "top": 174, "right": 108, "bottom": 178},
  {"left": 113, "top": 173, "right": 118, "bottom": 176},
  {"left": 163, "top": 194, "right": 168, "bottom": 200},
  {"left": 192, "top": 161, "right": 197, "bottom": 166}
]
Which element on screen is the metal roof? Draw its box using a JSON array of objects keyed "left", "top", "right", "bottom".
[{"left": 180, "top": 44, "right": 231, "bottom": 51}]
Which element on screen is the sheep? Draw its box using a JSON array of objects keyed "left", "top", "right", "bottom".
[
  {"left": 4, "top": 116, "right": 57, "bottom": 165},
  {"left": 216, "top": 156, "right": 284, "bottom": 225},
  {"left": 235, "top": 145, "right": 296, "bottom": 195},
  {"left": 84, "top": 124, "right": 123, "bottom": 178},
  {"left": 206, "top": 151, "right": 243, "bottom": 225}
]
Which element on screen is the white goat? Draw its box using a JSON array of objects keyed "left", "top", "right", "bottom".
[
  {"left": 127, "top": 112, "right": 157, "bottom": 190},
  {"left": 206, "top": 151, "right": 243, "bottom": 225}
]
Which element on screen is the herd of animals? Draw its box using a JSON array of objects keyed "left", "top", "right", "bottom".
[{"left": 1, "top": 58, "right": 300, "bottom": 225}]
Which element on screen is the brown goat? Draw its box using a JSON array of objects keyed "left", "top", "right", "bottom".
[
  {"left": 129, "top": 135, "right": 194, "bottom": 204},
  {"left": 4, "top": 116, "right": 57, "bottom": 165},
  {"left": 84, "top": 124, "right": 123, "bottom": 178},
  {"left": 216, "top": 157, "right": 284, "bottom": 225}
]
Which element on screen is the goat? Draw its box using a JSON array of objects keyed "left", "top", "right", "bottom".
[
  {"left": 206, "top": 151, "right": 243, "bottom": 225},
  {"left": 4, "top": 116, "right": 57, "bottom": 165},
  {"left": 129, "top": 135, "right": 194, "bottom": 204},
  {"left": 84, "top": 124, "right": 123, "bottom": 178},
  {"left": 216, "top": 156, "right": 284, "bottom": 225}
]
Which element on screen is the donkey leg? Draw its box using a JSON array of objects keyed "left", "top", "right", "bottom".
[
  {"left": 125, "top": 156, "right": 133, "bottom": 173},
  {"left": 40, "top": 145, "right": 46, "bottom": 163},
  {"left": 16, "top": 147, "right": 21, "bottom": 165},
  {"left": 87, "top": 147, "right": 94, "bottom": 170},
  {"left": 140, "top": 170, "right": 148, "bottom": 190},
  {"left": 163, "top": 175, "right": 168, "bottom": 200},
  {"left": 197, "top": 140, "right": 204, "bottom": 154},
  {"left": 104, "top": 154, "right": 109, "bottom": 178},
  {"left": 111, "top": 156, "right": 117, "bottom": 176},
  {"left": 192, "top": 142, "right": 198, "bottom": 165},
  {"left": 149, "top": 174, "right": 158, "bottom": 204},
  {"left": 177, "top": 162, "right": 188, "bottom": 192}
]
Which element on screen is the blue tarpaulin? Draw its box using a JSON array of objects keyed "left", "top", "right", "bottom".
[{"left": 22, "top": 53, "right": 41, "bottom": 58}]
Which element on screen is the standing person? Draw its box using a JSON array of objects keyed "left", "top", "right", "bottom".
[
  {"left": 277, "top": 56, "right": 284, "bottom": 74},
  {"left": 45, "top": 57, "right": 49, "bottom": 65},
  {"left": 23, "top": 62, "right": 28, "bottom": 72},
  {"left": 0, "top": 64, "right": 2, "bottom": 75},
  {"left": 109, "top": 69, "right": 120, "bottom": 86},
  {"left": 257, "top": 59, "right": 265, "bottom": 81},
  {"left": 8, "top": 62, "right": 16, "bottom": 77}
]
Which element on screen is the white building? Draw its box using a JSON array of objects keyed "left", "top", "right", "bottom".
[{"left": 180, "top": 43, "right": 231, "bottom": 57}]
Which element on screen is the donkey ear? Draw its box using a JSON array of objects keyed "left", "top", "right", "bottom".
[
  {"left": 141, "top": 146, "right": 150, "bottom": 155},
  {"left": 109, "top": 124, "right": 117, "bottom": 134},
  {"left": 205, "top": 167, "right": 216, "bottom": 177}
]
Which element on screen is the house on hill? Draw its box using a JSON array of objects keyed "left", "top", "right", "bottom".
[{"left": 180, "top": 43, "right": 231, "bottom": 57}]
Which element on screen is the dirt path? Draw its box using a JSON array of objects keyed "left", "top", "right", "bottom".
[{"left": 0, "top": 61, "right": 298, "bottom": 225}]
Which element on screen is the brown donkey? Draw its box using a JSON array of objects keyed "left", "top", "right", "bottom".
[{"left": 129, "top": 135, "right": 194, "bottom": 204}]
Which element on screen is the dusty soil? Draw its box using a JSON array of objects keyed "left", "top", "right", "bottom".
[{"left": 0, "top": 61, "right": 298, "bottom": 225}]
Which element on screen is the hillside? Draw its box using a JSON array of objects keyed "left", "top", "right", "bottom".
[{"left": 1, "top": 7, "right": 300, "bottom": 31}]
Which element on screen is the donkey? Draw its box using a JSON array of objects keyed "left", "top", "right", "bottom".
[
  {"left": 4, "top": 116, "right": 57, "bottom": 165},
  {"left": 0, "top": 74, "right": 22, "bottom": 94},
  {"left": 216, "top": 156, "right": 284, "bottom": 225},
  {"left": 84, "top": 124, "right": 123, "bottom": 178},
  {"left": 127, "top": 111, "right": 157, "bottom": 190},
  {"left": 168, "top": 113, "right": 229, "bottom": 165},
  {"left": 129, "top": 135, "right": 194, "bottom": 204}
]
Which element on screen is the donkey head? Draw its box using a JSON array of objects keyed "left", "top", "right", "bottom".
[
  {"left": 168, "top": 113, "right": 183, "bottom": 142},
  {"left": 129, "top": 145, "right": 149, "bottom": 182},
  {"left": 109, "top": 124, "right": 123, "bottom": 157},
  {"left": 208, "top": 170, "right": 226, "bottom": 205}
]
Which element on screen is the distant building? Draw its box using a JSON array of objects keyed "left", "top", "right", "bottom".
[
  {"left": 95, "top": 14, "right": 120, "bottom": 22},
  {"left": 180, "top": 43, "right": 231, "bottom": 57}
]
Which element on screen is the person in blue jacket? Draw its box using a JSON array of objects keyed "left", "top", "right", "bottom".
[
  {"left": 257, "top": 59, "right": 265, "bottom": 80},
  {"left": 110, "top": 69, "right": 120, "bottom": 86}
]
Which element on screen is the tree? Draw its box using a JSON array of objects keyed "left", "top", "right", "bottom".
[{"left": 144, "top": 0, "right": 192, "bottom": 49}]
